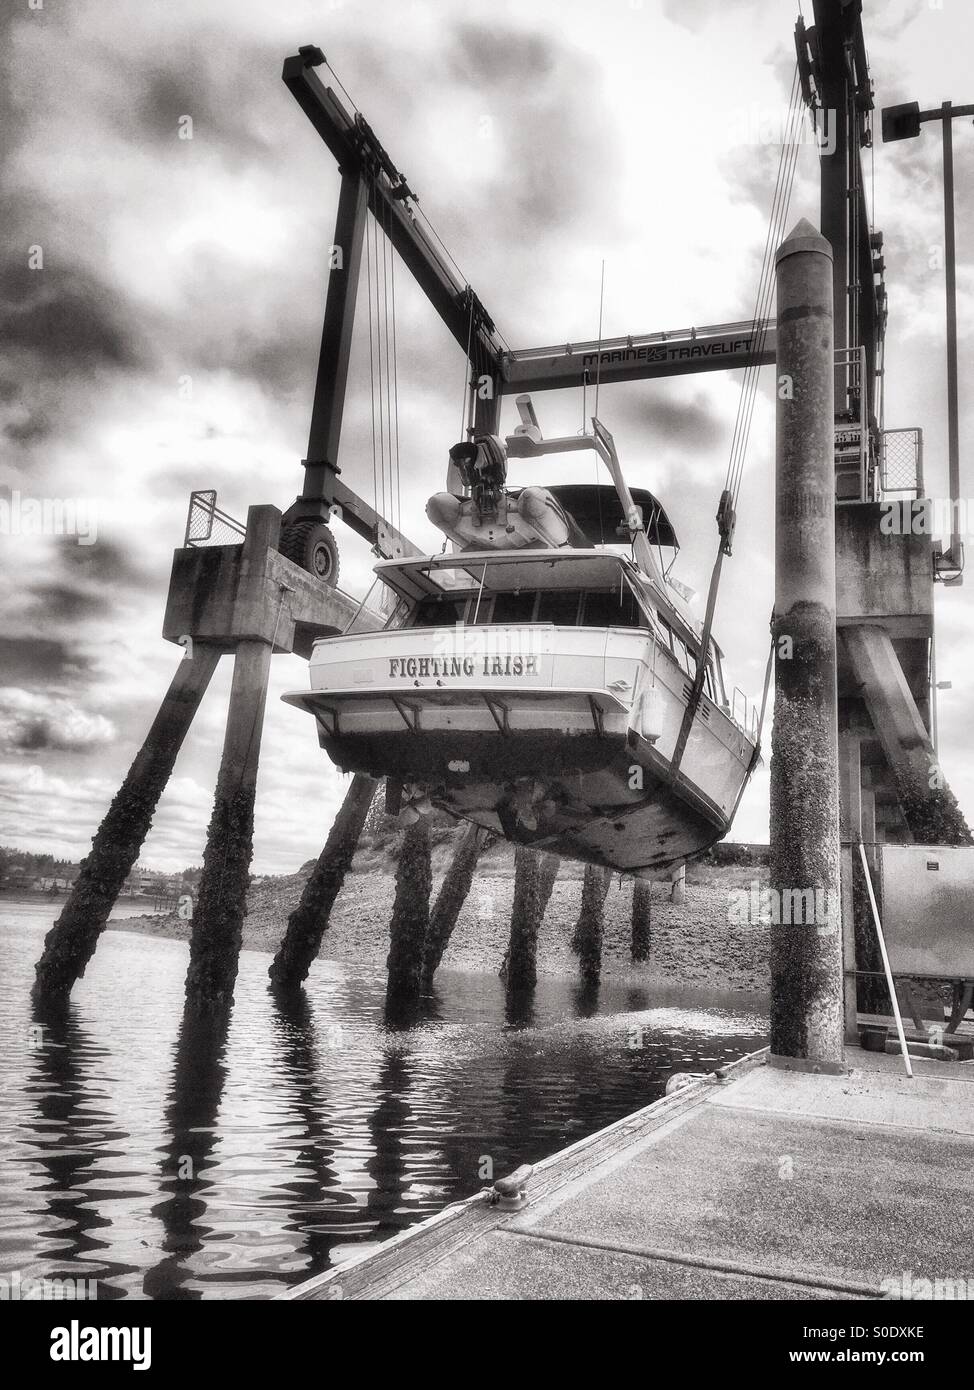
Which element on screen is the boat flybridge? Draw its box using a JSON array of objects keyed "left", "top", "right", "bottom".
[{"left": 283, "top": 402, "right": 761, "bottom": 877}]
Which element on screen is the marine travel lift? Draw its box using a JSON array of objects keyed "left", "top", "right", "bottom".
[
  {"left": 275, "top": 44, "right": 778, "bottom": 581},
  {"left": 280, "top": 5, "right": 971, "bottom": 1011}
]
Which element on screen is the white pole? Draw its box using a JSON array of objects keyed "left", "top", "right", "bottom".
[{"left": 858, "top": 841, "right": 913, "bottom": 1078}]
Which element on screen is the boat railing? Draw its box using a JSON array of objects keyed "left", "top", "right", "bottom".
[{"left": 731, "top": 686, "right": 759, "bottom": 743}]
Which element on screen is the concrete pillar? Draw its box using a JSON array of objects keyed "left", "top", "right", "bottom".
[
  {"left": 838, "top": 735, "right": 862, "bottom": 1043},
  {"left": 32, "top": 646, "right": 221, "bottom": 1004},
  {"left": 770, "top": 218, "right": 843, "bottom": 1070},
  {"left": 841, "top": 624, "right": 972, "bottom": 844},
  {"left": 861, "top": 789, "right": 877, "bottom": 861},
  {"left": 185, "top": 506, "right": 281, "bottom": 1012},
  {"left": 269, "top": 774, "right": 378, "bottom": 990},
  {"left": 185, "top": 638, "right": 274, "bottom": 1012}
]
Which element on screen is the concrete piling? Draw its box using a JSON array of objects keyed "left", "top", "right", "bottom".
[
  {"left": 269, "top": 774, "right": 378, "bottom": 990},
  {"left": 185, "top": 638, "right": 274, "bottom": 1013},
  {"left": 32, "top": 646, "right": 221, "bottom": 1004},
  {"left": 770, "top": 217, "right": 843, "bottom": 1069}
]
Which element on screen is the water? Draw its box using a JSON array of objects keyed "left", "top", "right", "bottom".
[{"left": 0, "top": 907, "right": 768, "bottom": 1299}]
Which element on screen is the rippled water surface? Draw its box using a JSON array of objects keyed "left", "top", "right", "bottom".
[{"left": 1, "top": 906, "right": 768, "bottom": 1298}]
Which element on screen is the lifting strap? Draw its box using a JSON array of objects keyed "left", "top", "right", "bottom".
[{"left": 667, "top": 493, "right": 734, "bottom": 782}]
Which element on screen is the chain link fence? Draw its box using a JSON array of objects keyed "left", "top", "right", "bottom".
[
  {"left": 880, "top": 428, "right": 924, "bottom": 498},
  {"left": 184, "top": 490, "right": 247, "bottom": 546}
]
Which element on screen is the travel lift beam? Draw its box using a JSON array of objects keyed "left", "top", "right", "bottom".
[
  {"left": 281, "top": 44, "right": 505, "bottom": 559},
  {"left": 281, "top": 45, "right": 777, "bottom": 567},
  {"left": 796, "top": 1, "right": 887, "bottom": 459}
]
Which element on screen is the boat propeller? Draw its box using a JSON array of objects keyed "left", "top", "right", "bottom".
[{"left": 398, "top": 783, "right": 434, "bottom": 824}]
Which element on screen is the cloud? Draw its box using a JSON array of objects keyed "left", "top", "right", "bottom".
[
  {"left": 633, "top": 390, "right": 725, "bottom": 449},
  {"left": 56, "top": 536, "right": 151, "bottom": 590},
  {"left": 0, "top": 0, "right": 972, "bottom": 873},
  {"left": 0, "top": 687, "right": 116, "bottom": 753},
  {"left": 443, "top": 20, "right": 622, "bottom": 245},
  {"left": 27, "top": 583, "right": 108, "bottom": 623},
  {"left": 663, "top": 0, "right": 732, "bottom": 34},
  {"left": 0, "top": 259, "right": 149, "bottom": 373},
  {"left": 0, "top": 638, "right": 94, "bottom": 686}
]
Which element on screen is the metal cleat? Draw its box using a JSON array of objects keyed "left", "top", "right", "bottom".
[{"left": 488, "top": 1164, "right": 534, "bottom": 1210}]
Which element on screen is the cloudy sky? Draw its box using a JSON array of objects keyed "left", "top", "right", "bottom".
[{"left": 1, "top": 0, "right": 972, "bottom": 873}]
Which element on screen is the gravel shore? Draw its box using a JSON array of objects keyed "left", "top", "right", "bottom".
[{"left": 116, "top": 859, "right": 771, "bottom": 992}]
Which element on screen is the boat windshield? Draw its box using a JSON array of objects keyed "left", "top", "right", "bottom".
[
  {"left": 367, "top": 551, "right": 656, "bottom": 630},
  {"left": 373, "top": 550, "right": 642, "bottom": 601}
]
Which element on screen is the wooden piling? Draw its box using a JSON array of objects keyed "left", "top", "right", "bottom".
[
  {"left": 422, "top": 822, "right": 486, "bottom": 987},
  {"left": 631, "top": 877, "right": 653, "bottom": 962},
  {"left": 32, "top": 647, "right": 221, "bottom": 1004},
  {"left": 385, "top": 816, "right": 432, "bottom": 1014},
  {"left": 572, "top": 864, "right": 611, "bottom": 986},
  {"left": 269, "top": 774, "right": 378, "bottom": 990},
  {"left": 504, "top": 848, "right": 542, "bottom": 991},
  {"left": 185, "top": 639, "right": 273, "bottom": 1013}
]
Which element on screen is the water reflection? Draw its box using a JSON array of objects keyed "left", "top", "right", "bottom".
[
  {"left": 1, "top": 917, "right": 768, "bottom": 1299},
  {"left": 268, "top": 989, "right": 353, "bottom": 1280},
  {"left": 23, "top": 1001, "right": 138, "bottom": 1298},
  {"left": 504, "top": 986, "right": 536, "bottom": 1028},
  {"left": 143, "top": 1006, "right": 232, "bottom": 1300}
]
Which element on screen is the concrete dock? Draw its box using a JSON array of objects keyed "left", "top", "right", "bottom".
[{"left": 281, "top": 1046, "right": 974, "bottom": 1301}]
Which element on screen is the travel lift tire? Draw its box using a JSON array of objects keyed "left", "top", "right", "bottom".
[{"left": 279, "top": 521, "right": 340, "bottom": 586}]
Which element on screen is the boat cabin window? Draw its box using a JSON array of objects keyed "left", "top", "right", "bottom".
[
  {"left": 412, "top": 597, "right": 467, "bottom": 627},
  {"left": 490, "top": 590, "right": 538, "bottom": 624},
  {"left": 407, "top": 586, "right": 650, "bottom": 629},
  {"left": 535, "top": 590, "right": 583, "bottom": 625},
  {"left": 581, "top": 587, "right": 646, "bottom": 629},
  {"left": 658, "top": 617, "right": 722, "bottom": 703}
]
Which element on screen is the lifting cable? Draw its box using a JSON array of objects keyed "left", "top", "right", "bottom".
[
  {"left": 365, "top": 184, "right": 379, "bottom": 519},
  {"left": 380, "top": 191, "right": 394, "bottom": 535},
  {"left": 388, "top": 203, "right": 403, "bottom": 537},
  {"left": 320, "top": 53, "right": 509, "bottom": 533},
  {"left": 670, "top": 60, "right": 804, "bottom": 783},
  {"left": 364, "top": 171, "right": 404, "bottom": 541},
  {"left": 373, "top": 208, "right": 386, "bottom": 524}
]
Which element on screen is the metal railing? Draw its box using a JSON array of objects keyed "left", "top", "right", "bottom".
[
  {"left": 184, "top": 490, "right": 246, "bottom": 547},
  {"left": 731, "top": 686, "right": 760, "bottom": 743},
  {"left": 880, "top": 428, "right": 924, "bottom": 499},
  {"left": 833, "top": 346, "right": 874, "bottom": 504}
]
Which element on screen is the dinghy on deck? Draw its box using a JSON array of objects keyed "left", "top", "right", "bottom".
[{"left": 283, "top": 412, "right": 761, "bottom": 878}]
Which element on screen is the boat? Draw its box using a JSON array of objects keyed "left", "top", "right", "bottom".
[{"left": 283, "top": 402, "right": 761, "bottom": 877}]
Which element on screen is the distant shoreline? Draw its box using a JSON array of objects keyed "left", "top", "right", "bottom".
[{"left": 2, "top": 890, "right": 168, "bottom": 910}]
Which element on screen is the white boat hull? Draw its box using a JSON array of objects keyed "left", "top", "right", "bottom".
[{"left": 284, "top": 624, "right": 758, "bottom": 877}]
